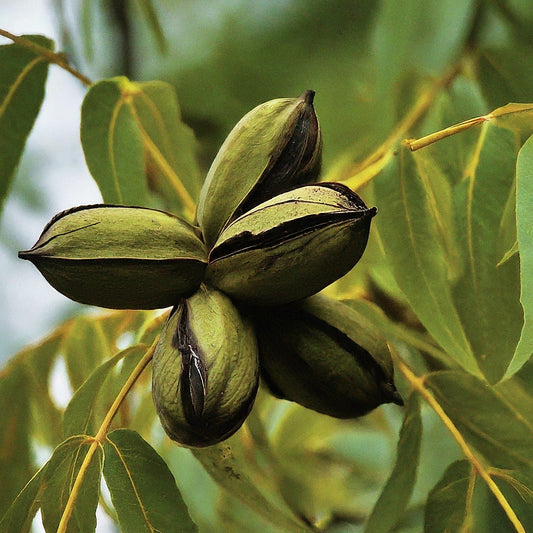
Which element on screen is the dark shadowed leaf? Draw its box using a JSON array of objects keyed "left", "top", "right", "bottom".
[
  {"left": 496, "top": 358, "right": 533, "bottom": 428},
  {"left": 0, "top": 362, "right": 33, "bottom": 516},
  {"left": 425, "top": 460, "right": 533, "bottom": 533},
  {"left": 103, "top": 429, "right": 197, "bottom": 533},
  {"left": 472, "top": 470, "right": 533, "bottom": 533},
  {"left": 0, "top": 35, "right": 52, "bottom": 212},
  {"left": 80, "top": 78, "right": 147, "bottom": 205},
  {"left": 40, "top": 436, "right": 103, "bottom": 533},
  {"left": 452, "top": 124, "right": 523, "bottom": 383},
  {"left": 424, "top": 460, "right": 473, "bottom": 533},
  {"left": 425, "top": 371, "right": 533, "bottom": 481},
  {"left": 507, "top": 133, "right": 533, "bottom": 376},
  {"left": 0, "top": 469, "right": 44, "bottom": 533},
  {"left": 478, "top": 46, "right": 533, "bottom": 109},
  {"left": 62, "top": 346, "right": 146, "bottom": 438},
  {"left": 373, "top": 148, "right": 477, "bottom": 374},
  {"left": 365, "top": 395, "right": 422, "bottom": 533}
]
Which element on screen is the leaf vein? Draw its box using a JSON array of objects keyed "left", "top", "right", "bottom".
[{"left": 0, "top": 55, "right": 46, "bottom": 121}]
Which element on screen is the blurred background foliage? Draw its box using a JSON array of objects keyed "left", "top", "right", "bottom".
[{"left": 2, "top": 0, "right": 533, "bottom": 531}]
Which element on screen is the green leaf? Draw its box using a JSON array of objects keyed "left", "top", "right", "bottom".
[
  {"left": 425, "top": 460, "right": 533, "bottom": 533},
  {"left": 507, "top": 133, "right": 533, "bottom": 376},
  {"left": 131, "top": 81, "right": 202, "bottom": 208},
  {"left": 62, "top": 346, "right": 146, "bottom": 438},
  {"left": 0, "top": 469, "right": 44, "bottom": 533},
  {"left": 40, "top": 436, "right": 103, "bottom": 533},
  {"left": 496, "top": 358, "right": 533, "bottom": 428},
  {"left": 61, "top": 315, "right": 113, "bottom": 391},
  {"left": 418, "top": 76, "right": 488, "bottom": 185},
  {"left": 498, "top": 240, "right": 519, "bottom": 267},
  {"left": 365, "top": 395, "right": 422, "bottom": 533},
  {"left": 193, "top": 440, "right": 310, "bottom": 532},
  {"left": 271, "top": 405, "right": 380, "bottom": 527},
  {"left": 80, "top": 77, "right": 147, "bottom": 205},
  {"left": 0, "top": 35, "right": 52, "bottom": 212},
  {"left": 137, "top": 0, "right": 168, "bottom": 53},
  {"left": 472, "top": 470, "right": 533, "bottom": 533},
  {"left": 425, "top": 371, "right": 533, "bottom": 481},
  {"left": 496, "top": 177, "right": 518, "bottom": 268},
  {"left": 22, "top": 334, "right": 63, "bottom": 446},
  {"left": 372, "top": 1, "right": 475, "bottom": 136},
  {"left": 424, "top": 460, "right": 473, "bottom": 533},
  {"left": 478, "top": 47, "right": 533, "bottom": 109},
  {"left": 0, "top": 362, "right": 34, "bottom": 516},
  {"left": 452, "top": 124, "right": 523, "bottom": 383},
  {"left": 373, "top": 148, "right": 477, "bottom": 374},
  {"left": 80, "top": 77, "right": 200, "bottom": 215},
  {"left": 103, "top": 429, "right": 197, "bottom": 533},
  {"left": 343, "top": 298, "right": 455, "bottom": 369}
]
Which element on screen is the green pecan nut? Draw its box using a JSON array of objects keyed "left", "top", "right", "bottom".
[
  {"left": 206, "top": 183, "right": 376, "bottom": 305},
  {"left": 196, "top": 90, "right": 321, "bottom": 248},
  {"left": 253, "top": 294, "right": 403, "bottom": 418},
  {"left": 18, "top": 205, "right": 207, "bottom": 309},
  {"left": 152, "top": 285, "right": 259, "bottom": 447}
]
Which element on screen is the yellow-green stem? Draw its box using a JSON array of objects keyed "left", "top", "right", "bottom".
[
  {"left": 55, "top": 342, "right": 155, "bottom": 533},
  {"left": 394, "top": 352, "right": 525, "bottom": 533},
  {"left": 0, "top": 28, "right": 92, "bottom": 86}
]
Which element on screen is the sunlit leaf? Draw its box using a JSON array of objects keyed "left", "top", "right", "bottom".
[
  {"left": 81, "top": 77, "right": 199, "bottom": 215},
  {"left": 13, "top": 333, "right": 63, "bottom": 448},
  {"left": 163, "top": 445, "right": 220, "bottom": 532},
  {"left": 365, "top": 395, "right": 422, "bottom": 533},
  {"left": 424, "top": 460, "right": 473, "bottom": 533},
  {"left": 418, "top": 76, "right": 488, "bottom": 185},
  {"left": 131, "top": 81, "right": 202, "bottom": 209},
  {"left": 193, "top": 439, "right": 310, "bottom": 532},
  {"left": 61, "top": 315, "right": 114, "bottom": 391},
  {"left": 373, "top": 148, "right": 477, "bottom": 374},
  {"left": 372, "top": 1, "right": 475, "bottom": 136},
  {"left": 0, "top": 469, "right": 44, "bottom": 533},
  {"left": 103, "top": 429, "right": 197, "bottom": 533},
  {"left": 506, "top": 133, "right": 533, "bottom": 376},
  {"left": 343, "top": 298, "right": 455, "bottom": 369},
  {"left": 0, "top": 362, "right": 33, "bottom": 516},
  {"left": 452, "top": 124, "right": 523, "bottom": 383},
  {"left": 40, "top": 436, "right": 103, "bottom": 533},
  {"left": 0, "top": 35, "right": 52, "bottom": 213},
  {"left": 80, "top": 77, "right": 147, "bottom": 205},
  {"left": 217, "top": 490, "right": 282, "bottom": 533},
  {"left": 270, "top": 404, "right": 391, "bottom": 527},
  {"left": 425, "top": 371, "right": 533, "bottom": 481},
  {"left": 62, "top": 346, "right": 145, "bottom": 438}
]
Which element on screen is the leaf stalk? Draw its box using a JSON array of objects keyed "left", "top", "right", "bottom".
[
  {"left": 393, "top": 350, "right": 526, "bottom": 533},
  {"left": 55, "top": 342, "right": 155, "bottom": 533}
]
